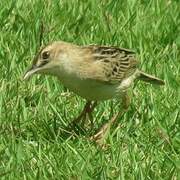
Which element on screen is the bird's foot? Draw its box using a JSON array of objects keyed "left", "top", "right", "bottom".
[
  {"left": 67, "top": 101, "right": 97, "bottom": 134},
  {"left": 89, "top": 111, "right": 124, "bottom": 146}
]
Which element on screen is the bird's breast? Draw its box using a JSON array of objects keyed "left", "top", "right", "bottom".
[
  {"left": 58, "top": 75, "right": 119, "bottom": 101},
  {"left": 56, "top": 69, "right": 135, "bottom": 101}
]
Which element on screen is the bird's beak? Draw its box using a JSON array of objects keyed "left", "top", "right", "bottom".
[{"left": 23, "top": 66, "right": 40, "bottom": 80}]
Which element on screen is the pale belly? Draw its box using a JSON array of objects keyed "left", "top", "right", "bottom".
[
  {"left": 58, "top": 76, "right": 132, "bottom": 101},
  {"left": 69, "top": 81, "right": 119, "bottom": 100}
]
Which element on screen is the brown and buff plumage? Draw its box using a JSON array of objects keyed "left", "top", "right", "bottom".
[{"left": 23, "top": 41, "right": 164, "bottom": 143}]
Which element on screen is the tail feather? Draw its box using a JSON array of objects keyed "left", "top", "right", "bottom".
[{"left": 138, "top": 71, "right": 165, "bottom": 85}]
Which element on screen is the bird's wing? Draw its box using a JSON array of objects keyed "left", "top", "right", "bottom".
[{"left": 83, "top": 45, "right": 139, "bottom": 84}]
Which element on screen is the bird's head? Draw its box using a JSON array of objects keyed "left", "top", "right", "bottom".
[{"left": 23, "top": 41, "right": 76, "bottom": 80}]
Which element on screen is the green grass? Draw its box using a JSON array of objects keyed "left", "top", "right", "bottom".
[{"left": 0, "top": 0, "right": 180, "bottom": 179}]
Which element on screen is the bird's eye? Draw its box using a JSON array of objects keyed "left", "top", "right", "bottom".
[{"left": 42, "top": 51, "right": 50, "bottom": 59}]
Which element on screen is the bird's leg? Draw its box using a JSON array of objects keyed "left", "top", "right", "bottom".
[
  {"left": 69, "top": 101, "right": 97, "bottom": 130},
  {"left": 81, "top": 101, "right": 97, "bottom": 128},
  {"left": 90, "top": 92, "right": 131, "bottom": 144}
]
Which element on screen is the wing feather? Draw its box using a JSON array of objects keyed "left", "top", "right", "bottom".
[{"left": 83, "top": 45, "right": 139, "bottom": 84}]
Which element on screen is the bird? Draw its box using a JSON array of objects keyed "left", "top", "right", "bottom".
[{"left": 23, "top": 41, "right": 164, "bottom": 143}]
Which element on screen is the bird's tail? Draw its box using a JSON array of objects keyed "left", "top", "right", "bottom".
[{"left": 137, "top": 71, "right": 165, "bottom": 85}]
